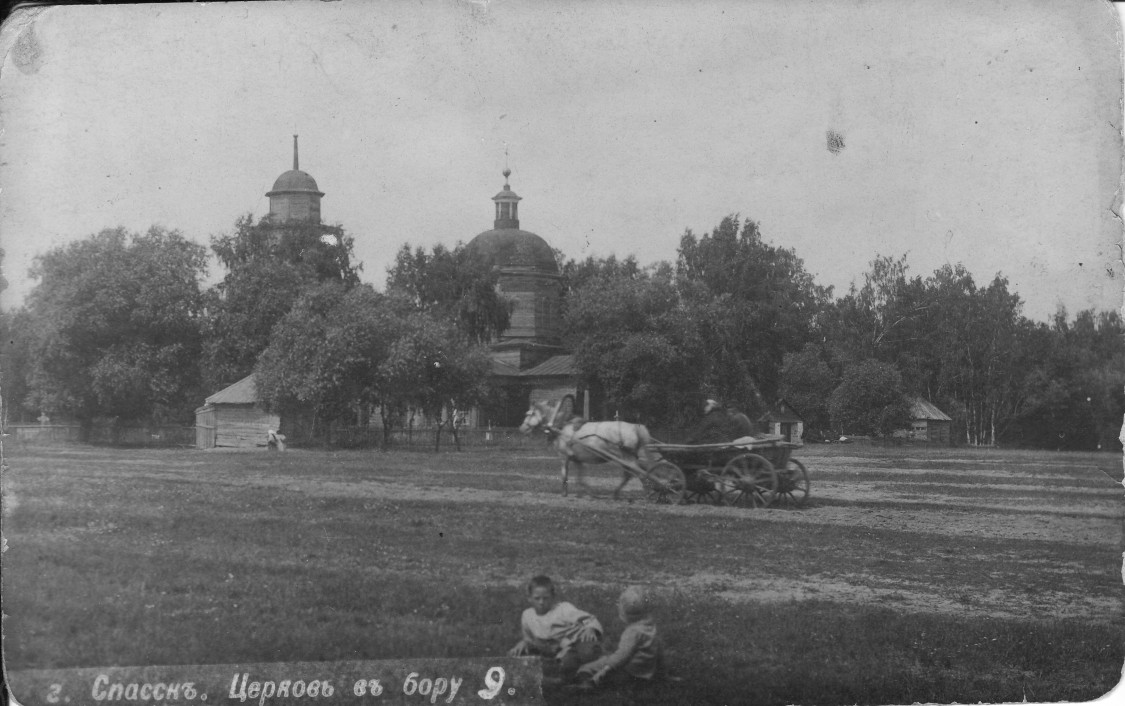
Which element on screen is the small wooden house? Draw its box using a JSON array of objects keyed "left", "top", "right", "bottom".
[
  {"left": 194, "top": 375, "right": 279, "bottom": 449},
  {"left": 909, "top": 398, "right": 953, "bottom": 445},
  {"left": 759, "top": 399, "right": 805, "bottom": 444}
]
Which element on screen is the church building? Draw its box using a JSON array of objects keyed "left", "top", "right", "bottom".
[
  {"left": 196, "top": 136, "right": 331, "bottom": 448},
  {"left": 200, "top": 145, "right": 586, "bottom": 443},
  {"left": 466, "top": 170, "right": 584, "bottom": 427}
]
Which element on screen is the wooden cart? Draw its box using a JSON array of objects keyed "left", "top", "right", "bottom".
[{"left": 649, "top": 435, "right": 810, "bottom": 508}]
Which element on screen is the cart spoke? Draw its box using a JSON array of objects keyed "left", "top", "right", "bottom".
[{"left": 721, "top": 453, "right": 777, "bottom": 508}]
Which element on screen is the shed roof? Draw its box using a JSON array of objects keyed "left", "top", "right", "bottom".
[
  {"left": 490, "top": 359, "right": 523, "bottom": 377},
  {"left": 759, "top": 398, "right": 804, "bottom": 423},
  {"left": 911, "top": 398, "right": 952, "bottom": 421},
  {"left": 760, "top": 409, "right": 803, "bottom": 423},
  {"left": 205, "top": 375, "right": 260, "bottom": 405}
]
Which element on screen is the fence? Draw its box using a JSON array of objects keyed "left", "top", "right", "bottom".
[
  {"left": 308, "top": 425, "right": 702, "bottom": 450},
  {"left": 5, "top": 424, "right": 196, "bottom": 448},
  {"left": 298, "top": 425, "right": 546, "bottom": 451},
  {"left": 6, "top": 425, "right": 84, "bottom": 444}
]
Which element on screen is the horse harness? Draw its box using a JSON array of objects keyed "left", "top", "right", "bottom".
[{"left": 536, "top": 405, "right": 640, "bottom": 456}]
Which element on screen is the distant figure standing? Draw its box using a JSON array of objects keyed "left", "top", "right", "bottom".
[{"left": 686, "top": 399, "right": 731, "bottom": 444}]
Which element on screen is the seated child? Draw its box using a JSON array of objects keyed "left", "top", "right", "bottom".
[
  {"left": 508, "top": 575, "right": 603, "bottom": 683},
  {"left": 576, "top": 586, "right": 663, "bottom": 687}
]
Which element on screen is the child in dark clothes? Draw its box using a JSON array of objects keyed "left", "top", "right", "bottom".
[{"left": 577, "top": 586, "right": 663, "bottom": 688}]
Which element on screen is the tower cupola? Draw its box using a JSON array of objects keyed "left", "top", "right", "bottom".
[
  {"left": 492, "top": 168, "right": 522, "bottom": 229},
  {"left": 266, "top": 135, "right": 324, "bottom": 224}
]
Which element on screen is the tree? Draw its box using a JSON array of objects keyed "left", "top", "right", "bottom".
[
  {"left": 676, "top": 215, "right": 831, "bottom": 402},
  {"left": 254, "top": 283, "right": 402, "bottom": 440},
  {"left": 201, "top": 259, "right": 307, "bottom": 391},
  {"left": 829, "top": 359, "right": 911, "bottom": 438},
  {"left": 377, "top": 312, "right": 493, "bottom": 450},
  {"left": 385, "top": 242, "right": 510, "bottom": 344},
  {"left": 210, "top": 214, "right": 361, "bottom": 285},
  {"left": 202, "top": 215, "right": 362, "bottom": 391},
  {"left": 564, "top": 265, "right": 707, "bottom": 425},
  {"left": 827, "top": 256, "right": 1043, "bottom": 446},
  {"left": 23, "top": 226, "right": 207, "bottom": 424},
  {"left": 836, "top": 256, "right": 928, "bottom": 355},
  {"left": 924, "top": 266, "right": 1024, "bottom": 445},
  {"left": 0, "top": 245, "right": 8, "bottom": 295},
  {"left": 255, "top": 283, "right": 491, "bottom": 449},
  {"left": 1001, "top": 308, "right": 1125, "bottom": 450},
  {"left": 557, "top": 253, "right": 643, "bottom": 317},
  {"left": 779, "top": 343, "right": 837, "bottom": 438},
  {"left": 0, "top": 247, "right": 36, "bottom": 425},
  {"left": 0, "top": 308, "right": 36, "bottom": 424}
]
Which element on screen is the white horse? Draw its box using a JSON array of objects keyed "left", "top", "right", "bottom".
[{"left": 520, "top": 400, "right": 656, "bottom": 498}]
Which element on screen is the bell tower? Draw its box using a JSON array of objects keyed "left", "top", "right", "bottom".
[{"left": 266, "top": 135, "right": 324, "bottom": 223}]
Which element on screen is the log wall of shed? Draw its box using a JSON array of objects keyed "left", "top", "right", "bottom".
[{"left": 214, "top": 405, "right": 280, "bottom": 448}]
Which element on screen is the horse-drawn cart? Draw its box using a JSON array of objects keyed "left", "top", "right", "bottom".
[
  {"left": 520, "top": 398, "right": 809, "bottom": 507},
  {"left": 650, "top": 435, "right": 810, "bottom": 508}
]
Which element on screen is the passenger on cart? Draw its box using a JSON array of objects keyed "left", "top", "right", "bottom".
[
  {"left": 686, "top": 399, "right": 732, "bottom": 444},
  {"left": 725, "top": 404, "right": 756, "bottom": 443}
]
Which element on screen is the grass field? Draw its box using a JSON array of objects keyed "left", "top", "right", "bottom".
[{"left": 2, "top": 441, "right": 1122, "bottom": 705}]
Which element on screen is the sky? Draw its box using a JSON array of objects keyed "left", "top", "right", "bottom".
[{"left": 0, "top": 0, "right": 1121, "bottom": 322}]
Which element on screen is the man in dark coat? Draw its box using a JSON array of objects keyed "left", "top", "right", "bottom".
[
  {"left": 687, "top": 399, "right": 733, "bottom": 444},
  {"left": 726, "top": 405, "right": 756, "bottom": 440}
]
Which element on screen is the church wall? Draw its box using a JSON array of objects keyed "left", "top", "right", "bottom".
[
  {"left": 269, "top": 193, "right": 319, "bottom": 223},
  {"left": 498, "top": 271, "right": 561, "bottom": 342},
  {"left": 528, "top": 382, "right": 579, "bottom": 407},
  {"left": 505, "top": 289, "right": 539, "bottom": 339}
]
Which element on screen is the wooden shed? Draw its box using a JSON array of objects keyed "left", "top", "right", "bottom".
[
  {"left": 194, "top": 375, "right": 279, "bottom": 449},
  {"left": 759, "top": 399, "right": 805, "bottom": 444},
  {"left": 909, "top": 398, "right": 953, "bottom": 445}
]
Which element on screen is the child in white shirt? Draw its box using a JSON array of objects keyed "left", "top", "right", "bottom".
[{"left": 508, "top": 575, "right": 603, "bottom": 684}]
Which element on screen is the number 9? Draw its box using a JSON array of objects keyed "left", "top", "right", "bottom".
[{"left": 476, "top": 667, "right": 505, "bottom": 700}]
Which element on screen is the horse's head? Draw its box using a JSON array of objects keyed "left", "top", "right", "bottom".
[
  {"left": 520, "top": 400, "right": 559, "bottom": 434},
  {"left": 519, "top": 404, "right": 546, "bottom": 434}
]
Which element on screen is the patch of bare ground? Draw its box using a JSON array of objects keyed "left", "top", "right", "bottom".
[
  {"left": 48, "top": 459, "right": 1118, "bottom": 548},
  {"left": 213, "top": 468, "right": 1119, "bottom": 547}
]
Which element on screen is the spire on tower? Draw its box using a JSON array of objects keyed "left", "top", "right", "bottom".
[{"left": 293, "top": 135, "right": 299, "bottom": 170}]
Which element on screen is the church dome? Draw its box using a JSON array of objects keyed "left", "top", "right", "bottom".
[
  {"left": 467, "top": 168, "right": 558, "bottom": 274},
  {"left": 268, "top": 169, "right": 322, "bottom": 195},
  {"left": 468, "top": 228, "right": 559, "bottom": 274}
]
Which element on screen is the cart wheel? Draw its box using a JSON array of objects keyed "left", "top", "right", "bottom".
[
  {"left": 643, "top": 461, "right": 686, "bottom": 505},
  {"left": 775, "top": 458, "right": 810, "bottom": 508},
  {"left": 683, "top": 470, "right": 724, "bottom": 504},
  {"left": 720, "top": 454, "right": 777, "bottom": 508}
]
